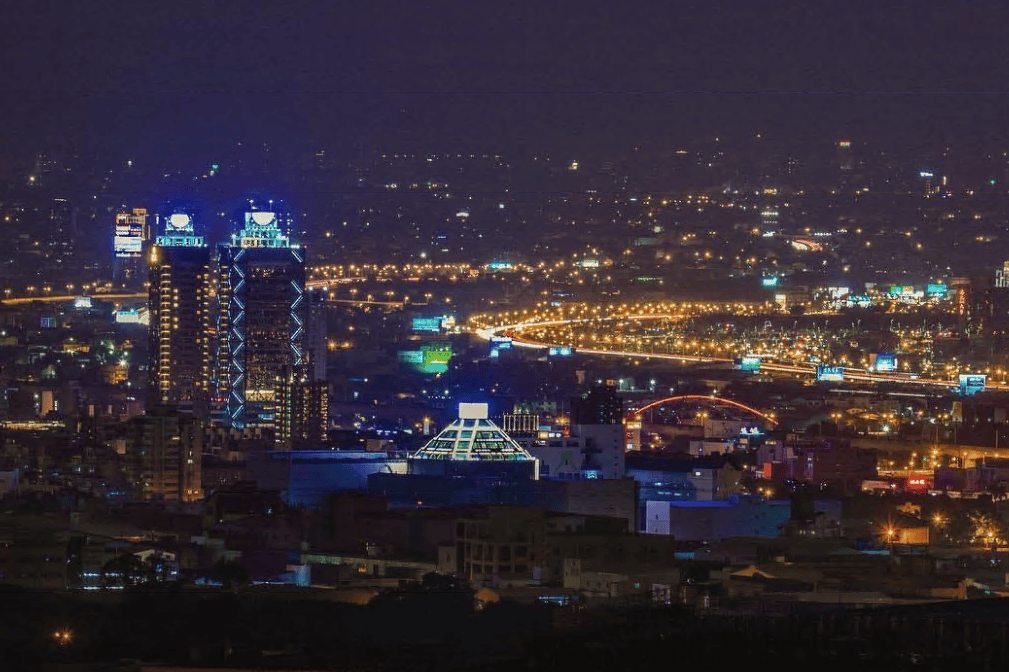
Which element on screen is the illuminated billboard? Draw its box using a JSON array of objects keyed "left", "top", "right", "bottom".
[
  {"left": 959, "top": 374, "right": 987, "bottom": 396},
  {"left": 548, "top": 346, "right": 574, "bottom": 357},
  {"left": 761, "top": 277, "right": 778, "bottom": 287},
  {"left": 738, "top": 355, "right": 762, "bottom": 371},
  {"left": 816, "top": 365, "right": 845, "bottom": 382},
  {"left": 114, "top": 235, "right": 143, "bottom": 257},
  {"left": 398, "top": 343, "right": 453, "bottom": 374},
  {"left": 489, "top": 335, "right": 513, "bottom": 353},
  {"left": 114, "top": 309, "right": 147, "bottom": 325},
  {"left": 419, "top": 344, "right": 452, "bottom": 373},
  {"left": 926, "top": 283, "right": 947, "bottom": 297},
  {"left": 411, "top": 317, "right": 443, "bottom": 333},
  {"left": 871, "top": 353, "right": 897, "bottom": 372},
  {"left": 826, "top": 286, "right": 850, "bottom": 300},
  {"left": 114, "top": 209, "right": 148, "bottom": 259},
  {"left": 398, "top": 351, "right": 424, "bottom": 365}
]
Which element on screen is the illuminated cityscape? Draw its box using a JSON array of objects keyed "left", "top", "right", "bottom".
[{"left": 3, "top": 1, "right": 1009, "bottom": 669}]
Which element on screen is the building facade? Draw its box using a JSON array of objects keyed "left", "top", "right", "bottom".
[
  {"left": 125, "top": 405, "right": 202, "bottom": 502},
  {"left": 148, "top": 209, "right": 211, "bottom": 406},
  {"left": 274, "top": 369, "right": 329, "bottom": 448},
  {"left": 216, "top": 200, "right": 307, "bottom": 429}
]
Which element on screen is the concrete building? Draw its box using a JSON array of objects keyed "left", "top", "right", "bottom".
[
  {"left": 124, "top": 405, "right": 202, "bottom": 502},
  {"left": 248, "top": 449, "right": 408, "bottom": 508},
  {"left": 367, "top": 470, "right": 637, "bottom": 530},
  {"left": 504, "top": 420, "right": 625, "bottom": 481},
  {"left": 451, "top": 506, "right": 645, "bottom": 586},
  {"left": 562, "top": 558, "right": 680, "bottom": 601},
  {"left": 965, "top": 456, "right": 1009, "bottom": 493},
  {"left": 628, "top": 455, "right": 746, "bottom": 532},
  {"left": 573, "top": 423, "right": 625, "bottom": 479},
  {"left": 0, "top": 469, "right": 18, "bottom": 495},
  {"left": 627, "top": 454, "right": 745, "bottom": 502},
  {"left": 559, "top": 477, "right": 638, "bottom": 531},
  {"left": 793, "top": 440, "right": 878, "bottom": 493},
  {"left": 274, "top": 370, "right": 329, "bottom": 449},
  {"left": 759, "top": 438, "right": 877, "bottom": 494},
  {"left": 645, "top": 496, "right": 792, "bottom": 542}
]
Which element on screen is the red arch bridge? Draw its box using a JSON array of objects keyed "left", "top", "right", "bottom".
[{"left": 626, "top": 394, "right": 777, "bottom": 426}]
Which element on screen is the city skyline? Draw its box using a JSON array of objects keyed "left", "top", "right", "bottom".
[{"left": 5, "top": 2, "right": 1009, "bottom": 668}]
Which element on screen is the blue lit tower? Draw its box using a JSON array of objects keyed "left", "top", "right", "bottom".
[
  {"left": 216, "top": 198, "right": 307, "bottom": 429},
  {"left": 149, "top": 206, "right": 212, "bottom": 405}
]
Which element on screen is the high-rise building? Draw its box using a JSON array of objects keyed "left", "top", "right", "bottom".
[
  {"left": 275, "top": 367, "right": 329, "bottom": 449},
  {"left": 572, "top": 386, "right": 626, "bottom": 478},
  {"left": 997, "top": 260, "right": 1009, "bottom": 289},
  {"left": 968, "top": 275, "right": 1009, "bottom": 336},
  {"left": 306, "top": 290, "right": 328, "bottom": 382},
  {"left": 47, "top": 198, "right": 76, "bottom": 269},
  {"left": 149, "top": 207, "right": 211, "bottom": 406},
  {"left": 113, "top": 208, "right": 149, "bottom": 283},
  {"left": 836, "top": 140, "right": 853, "bottom": 171},
  {"left": 572, "top": 385, "right": 624, "bottom": 425},
  {"left": 125, "top": 405, "right": 202, "bottom": 502},
  {"left": 217, "top": 199, "right": 307, "bottom": 429}
]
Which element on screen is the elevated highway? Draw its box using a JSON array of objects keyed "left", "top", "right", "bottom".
[
  {"left": 1, "top": 289, "right": 405, "bottom": 309},
  {"left": 475, "top": 315, "right": 1005, "bottom": 392},
  {"left": 849, "top": 436, "right": 1009, "bottom": 465}
]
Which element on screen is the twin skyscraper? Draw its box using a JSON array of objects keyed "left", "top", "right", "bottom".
[{"left": 149, "top": 198, "right": 325, "bottom": 441}]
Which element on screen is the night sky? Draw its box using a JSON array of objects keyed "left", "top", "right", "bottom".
[{"left": 2, "top": 0, "right": 1008, "bottom": 163}]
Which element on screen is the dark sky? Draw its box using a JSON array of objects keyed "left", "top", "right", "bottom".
[{"left": 2, "top": 0, "right": 1008, "bottom": 162}]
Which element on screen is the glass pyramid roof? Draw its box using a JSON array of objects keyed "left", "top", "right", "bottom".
[{"left": 412, "top": 416, "right": 536, "bottom": 462}]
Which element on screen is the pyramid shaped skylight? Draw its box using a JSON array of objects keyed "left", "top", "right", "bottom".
[{"left": 412, "top": 403, "right": 536, "bottom": 462}]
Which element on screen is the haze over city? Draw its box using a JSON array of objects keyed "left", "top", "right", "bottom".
[{"left": 3, "top": 1, "right": 1009, "bottom": 670}]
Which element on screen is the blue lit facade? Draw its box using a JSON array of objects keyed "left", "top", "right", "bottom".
[
  {"left": 248, "top": 450, "right": 408, "bottom": 508},
  {"left": 216, "top": 199, "right": 307, "bottom": 429}
]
